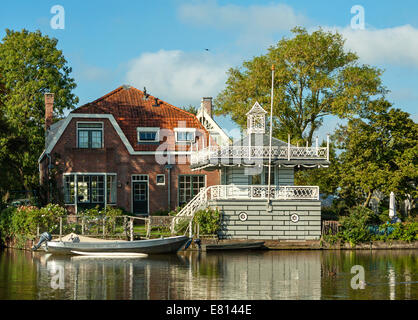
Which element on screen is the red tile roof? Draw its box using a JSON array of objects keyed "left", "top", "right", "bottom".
[{"left": 72, "top": 85, "right": 208, "bottom": 151}]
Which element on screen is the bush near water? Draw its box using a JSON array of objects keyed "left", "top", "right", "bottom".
[
  {"left": 323, "top": 206, "right": 418, "bottom": 246},
  {"left": 0, "top": 204, "right": 125, "bottom": 248}
]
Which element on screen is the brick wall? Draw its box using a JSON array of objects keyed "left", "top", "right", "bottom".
[{"left": 40, "top": 117, "right": 220, "bottom": 214}]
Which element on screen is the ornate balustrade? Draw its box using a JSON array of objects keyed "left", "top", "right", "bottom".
[
  {"left": 208, "top": 185, "right": 319, "bottom": 201},
  {"left": 190, "top": 145, "right": 328, "bottom": 166}
]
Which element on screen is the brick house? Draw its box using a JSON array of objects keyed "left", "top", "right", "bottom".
[{"left": 39, "top": 85, "right": 220, "bottom": 215}]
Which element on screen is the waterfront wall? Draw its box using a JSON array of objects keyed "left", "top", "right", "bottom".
[{"left": 209, "top": 199, "right": 321, "bottom": 240}]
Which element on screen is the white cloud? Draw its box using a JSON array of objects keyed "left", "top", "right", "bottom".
[
  {"left": 329, "top": 25, "right": 418, "bottom": 68},
  {"left": 125, "top": 50, "right": 231, "bottom": 106},
  {"left": 178, "top": 1, "right": 309, "bottom": 47}
]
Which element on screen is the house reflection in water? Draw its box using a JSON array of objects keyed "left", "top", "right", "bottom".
[
  {"left": 34, "top": 251, "right": 322, "bottom": 300},
  {"left": 178, "top": 251, "right": 322, "bottom": 300}
]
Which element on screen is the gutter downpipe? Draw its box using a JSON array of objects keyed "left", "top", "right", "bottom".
[
  {"left": 46, "top": 153, "right": 52, "bottom": 202},
  {"left": 165, "top": 164, "right": 173, "bottom": 211}
]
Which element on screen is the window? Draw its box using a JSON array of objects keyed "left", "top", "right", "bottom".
[
  {"left": 137, "top": 127, "right": 159, "bottom": 142},
  {"left": 77, "top": 175, "right": 90, "bottom": 203},
  {"left": 178, "top": 175, "right": 205, "bottom": 206},
  {"left": 251, "top": 174, "right": 262, "bottom": 185},
  {"left": 132, "top": 175, "right": 149, "bottom": 182},
  {"left": 90, "top": 175, "right": 105, "bottom": 203},
  {"left": 63, "top": 173, "right": 117, "bottom": 205},
  {"left": 77, "top": 122, "right": 103, "bottom": 149},
  {"left": 264, "top": 166, "right": 275, "bottom": 185},
  {"left": 156, "top": 174, "right": 165, "bottom": 185},
  {"left": 175, "top": 128, "right": 196, "bottom": 143},
  {"left": 64, "top": 175, "right": 75, "bottom": 204}
]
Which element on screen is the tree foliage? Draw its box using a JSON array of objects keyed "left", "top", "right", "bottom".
[
  {"left": 214, "top": 27, "right": 387, "bottom": 144},
  {"left": 0, "top": 29, "right": 78, "bottom": 198},
  {"left": 334, "top": 107, "right": 418, "bottom": 207}
]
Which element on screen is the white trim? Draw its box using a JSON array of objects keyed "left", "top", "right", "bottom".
[
  {"left": 174, "top": 127, "right": 196, "bottom": 143},
  {"left": 76, "top": 121, "right": 104, "bottom": 149},
  {"left": 174, "top": 127, "right": 196, "bottom": 133},
  {"left": 39, "top": 113, "right": 193, "bottom": 162},
  {"left": 196, "top": 109, "right": 231, "bottom": 145},
  {"left": 156, "top": 174, "right": 166, "bottom": 185},
  {"left": 137, "top": 127, "right": 160, "bottom": 142}
]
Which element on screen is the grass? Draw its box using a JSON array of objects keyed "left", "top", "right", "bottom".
[{"left": 133, "top": 225, "right": 172, "bottom": 238}]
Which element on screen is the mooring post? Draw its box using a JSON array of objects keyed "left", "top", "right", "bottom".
[
  {"left": 81, "top": 217, "right": 85, "bottom": 235},
  {"left": 102, "top": 217, "right": 105, "bottom": 238},
  {"left": 59, "top": 217, "right": 62, "bottom": 241},
  {"left": 130, "top": 218, "right": 134, "bottom": 241},
  {"left": 147, "top": 218, "right": 151, "bottom": 238}
]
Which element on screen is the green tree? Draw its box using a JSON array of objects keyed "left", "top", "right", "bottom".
[
  {"left": 0, "top": 29, "right": 78, "bottom": 199},
  {"left": 334, "top": 107, "right": 418, "bottom": 208},
  {"left": 214, "top": 27, "right": 387, "bottom": 144},
  {"left": 182, "top": 104, "right": 198, "bottom": 115}
]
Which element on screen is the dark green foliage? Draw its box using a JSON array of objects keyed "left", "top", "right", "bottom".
[
  {"left": 323, "top": 206, "right": 418, "bottom": 245},
  {"left": 193, "top": 207, "right": 220, "bottom": 235},
  {"left": 337, "top": 206, "right": 378, "bottom": 245},
  {"left": 0, "top": 29, "right": 78, "bottom": 200}
]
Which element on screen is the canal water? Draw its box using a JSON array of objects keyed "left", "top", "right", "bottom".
[{"left": 0, "top": 249, "right": 416, "bottom": 300}]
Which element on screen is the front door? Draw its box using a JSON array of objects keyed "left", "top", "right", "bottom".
[{"left": 132, "top": 181, "right": 148, "bottom": 214}]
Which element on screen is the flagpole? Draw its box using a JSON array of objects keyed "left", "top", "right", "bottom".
[{"left": 267, "top": 65, "right": 274, "bottom": 207}]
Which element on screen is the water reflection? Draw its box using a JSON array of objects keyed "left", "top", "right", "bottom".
[{"left": 0, "top": 249, "right": 416, "bottom": 300}]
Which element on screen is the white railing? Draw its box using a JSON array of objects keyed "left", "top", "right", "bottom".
[
  {"left": 170, "top": 185, "right": 319, "bottom": 235},
  {"left": 208, "top": 185, "right": 320, "bottom": 201},
  {"left": 190, "top": 145, "right": 328, "bottom": 165}
]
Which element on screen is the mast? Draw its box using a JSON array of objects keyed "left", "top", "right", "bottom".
[{"left": 267, "top": 65, "right": 275, "bottom": 204}]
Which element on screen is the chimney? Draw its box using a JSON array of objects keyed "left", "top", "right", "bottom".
[
  {"left": 45, "top": 93, "right": 54, "bottom": 132},
  {"left": 201, "top": 97, "right": 213, "bottom": 117}
]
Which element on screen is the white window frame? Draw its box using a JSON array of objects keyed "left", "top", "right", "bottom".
[
  {"left": 76, "top": 121, "right": 104, "bottom": 149},
  {"left": 156, "top": 174, "right": 166, "bottom": 185},
  {"left": 62, "top": 173, "right": 117, "bottom": 213},
  {"left": 137, "top": 127, "right": 160, "bottom": 142},
  {"left": 174, "top": 128, "right": 196, "bottom": 143}
]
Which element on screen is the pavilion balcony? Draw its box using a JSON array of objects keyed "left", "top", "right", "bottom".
[
  {"left": 190, "top": 145, "right": 329, "bottom": 170},
  {"left": 206, "top": 185, "right": 320, "bottom": 201}
]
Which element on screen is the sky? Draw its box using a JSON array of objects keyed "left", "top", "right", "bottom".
[{"left": 1, "top": 0, "right": 418, "bottom": 142}]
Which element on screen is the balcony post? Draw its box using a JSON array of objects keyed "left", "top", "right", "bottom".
[
  {"left": 326, "top": 134, "right": 330, "bottom": 161},
  {"left": 287, "top": 134, "right": 291, "bottom": 161}
]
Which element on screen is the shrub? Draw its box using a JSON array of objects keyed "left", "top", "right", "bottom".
[
  {"left": 0, "top": 207, "right": 15, "bottom": 243},
  {"left": 193, "top": 207, "right": 220, "bottom": 235},
  {"left": 383, "top": 222, "right": 418, "bottom": 242},
  {"left": 337, "top": 206, "right": 378, "bottom": 245},
  {"left": 152, "top": 209, "right": 170, "bottom": 216}
]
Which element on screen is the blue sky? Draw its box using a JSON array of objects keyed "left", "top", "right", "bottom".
[{"left": 1, "top": 0, "right": 418, "bottom": 141}]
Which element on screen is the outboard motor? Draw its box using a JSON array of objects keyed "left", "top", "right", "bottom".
[
  {"left": 32, "top": 232, "right": 52, "bottom": 251},
  {"left": 194, "top": 238, "right": 202, "bottom": 250}
]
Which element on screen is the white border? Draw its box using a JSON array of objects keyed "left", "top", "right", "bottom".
[
  {"left": 174, "top": 127, "right": 196, "bottom": 143},
  {"left": 137, "top": 127, "right": 160, "bottom": 142},
  {"left": 76, "top": 121, "right": 104, "bottom": 148},
  {"left": 156, "top": 174, "right": 165, "bottom": 185},
  {"left": 39, "top": 114, "right": 194, "bottom": 162}
]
